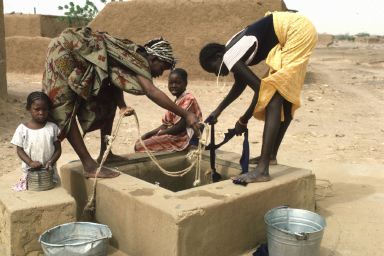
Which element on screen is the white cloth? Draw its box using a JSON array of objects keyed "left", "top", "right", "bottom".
[
  {"left": 223, "top": 35, "right": 258, "bottom": 71},
  {"left": 11, "top": 122, "right": 60, "bottom": 173}
]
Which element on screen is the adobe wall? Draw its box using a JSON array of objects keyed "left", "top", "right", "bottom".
[
  {"left": 354, "top": 36, "right": 383, "bottom": 44},
  {"left": 0, "top": 1, "right": 7, "bottom": 98},
  {"left": 4, "top": 14, "right": 87, "bottom": 38},
  {"left": 89, "top": 0, "right": 287, "bottom": 80},
  {"left": 4, "top": 14, "right": 87, "bottom": 74},
  {"left": 4, "top": 15, "right": 41, "bottom": 37},
  {"left": 317, "top": 33, "right": 334, "bottom": 48},
  {"left": 5, "top": 36, "right": 50, "bottom": 74},
  {"left": 40, "top": 15, "right": 88, "bottom": 38}
]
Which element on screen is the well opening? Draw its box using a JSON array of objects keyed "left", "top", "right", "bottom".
[{"left": 117, "top": 155, "right": 231, "bottom": 192}]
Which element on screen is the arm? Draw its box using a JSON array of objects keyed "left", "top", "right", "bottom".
[
  {"left": 137, "top": 75, "right": 200, "bottom": 135},
  {"left": 234, "top": 92, "right": 258, "bottom": 135},
  {"left": 141, "top": 124, "right": 167, "bottom": 140},
  {"left": 215, "top": 59, "right": 262, "bottom": 114},
  {"left": 16, "top": 146, "right": 42, "bottom": 169},
  {"left": 240, "top": 91, "right": 259, "bottom": 123},
  {"left": 45, "top": 141, "right": 62, "bottom": 169},
  {"left": 158, "top": 119, "right": 186, "bottom": 136},
  {"left": 206, "top": 60, "right": 262, "bottom": 124},
  {"left": 232, "top": 61, "right": 261, "bottom": 123},
  {"left": 231, "top": 61, "right": 262, "bottom": 134},
  {"left": 214, "top": 73, "right": 247, "bottom": 115},
  {"left": 113, "top": 86, "right": 127, "bottom": 109},
  {"left": 112, "top": 86, "right": 135, "bottom": 116}
]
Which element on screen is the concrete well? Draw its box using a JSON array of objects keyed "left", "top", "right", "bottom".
[
  {"left": 60, "top": 150, "right": 315, "bottom": 256},
  {"left": 0, "top": 172, "right": 76, "bottom": 256}
]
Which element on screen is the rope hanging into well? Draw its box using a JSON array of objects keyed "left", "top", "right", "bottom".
[
  {"left": 83, "top": 110, "right": 209, "bottom": 216},
  {"left": 133, "top": 112, "right": 209, "bottom": 178},
  {"left": 83, "top": 113, "right": 125, "bottom": 215}
]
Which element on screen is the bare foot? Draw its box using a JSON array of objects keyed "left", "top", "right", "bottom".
[
  {"left": 232, "top": 164, "right": 271, "bottom": 184},
  {"left": 232, "top": 171, "right": 271, "bottom": 183},
  {"left": 96, "top": 152, "right": 128, "bottom": 164},
  {"left": 83, "top": 160, "right": 120, "bottom": 178},
  {"left": 249, "top": 156, "right": 277, "bottom": 165},
  {"left": 84, "top": 166, "right": 120, "bottom": 178}
]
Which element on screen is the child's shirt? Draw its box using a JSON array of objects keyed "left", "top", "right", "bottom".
[{"left": 11, "top": 122, "right": 60, "bottom": 173}]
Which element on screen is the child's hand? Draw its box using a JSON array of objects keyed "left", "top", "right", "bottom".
[
  {"left": 45, "top": 161, "right": 53, "bottom": 170},
  {"left": 29, "top": 161, "right": 43, "bottom": 169}
]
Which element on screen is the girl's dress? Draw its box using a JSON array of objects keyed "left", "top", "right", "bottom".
[
  {"left": 135, "top": 92, "right": 202, "bottom": 152},
  {"left": 10, "top": 122, "right": 60, "bottom": 191}
]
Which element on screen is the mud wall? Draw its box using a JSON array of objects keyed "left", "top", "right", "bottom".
[
  {"left": 354, "top": 36, "right": 383, "bottom": 44},
  {"left": 90, "top": 0, "right": 287, "bottom": 80},
  {"left": 5, "top": 36, "right": 50, "bottom": 74},
  {"left": 4, "top": 14, "right": 87, "bottom": 74},
  {"left": 4, "top": 14, "right": 87, "bottom": 38},
  {"left": 317, "top": 33, "right": 334, "bottom": 47},
  {"left": 0, "top": 1, "right": 7, "bottom": 97},
  {"left": 4, "top": 15, "right": 41, "bottom": 37}
]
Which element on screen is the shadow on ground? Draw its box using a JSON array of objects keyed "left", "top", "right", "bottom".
[{"left": 315, "top": 182, "right": 375, "bottom": 218}]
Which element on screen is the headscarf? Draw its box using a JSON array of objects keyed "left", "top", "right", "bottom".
[{"left": 144, "top": 37, "right": 176, "bottom": 68}]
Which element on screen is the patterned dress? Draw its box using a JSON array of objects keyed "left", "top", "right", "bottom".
[
  {"left": 42, "top": 27, "right": 152, "bottom": 138},
  {"left": 135, "top": 92, "right": 203, "bottom": 152}
]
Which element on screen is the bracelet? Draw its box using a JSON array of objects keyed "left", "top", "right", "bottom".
[{"left": 238, "top": 118, "right": 248, "bottom": 127}]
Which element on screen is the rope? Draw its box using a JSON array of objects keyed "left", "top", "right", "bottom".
[
  {"left": 133, "top": 112, "right": 209, "bottom": 178},
  {"left": 83, "top": 113, "right": 125, "bottom": 215},
  {"left": 83, "top": 110, "right": 209, "bottom": 217}
]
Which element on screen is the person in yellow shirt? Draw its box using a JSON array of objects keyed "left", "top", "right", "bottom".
[{"left": 199, "top": 11, "right": 317, "bottom": 184}]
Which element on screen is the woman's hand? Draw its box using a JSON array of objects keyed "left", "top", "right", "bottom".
[
  {"left": 205, "top": 109, "right": 221, "bottom": 125},
  {"left": 119, "top": 106, "right": 135, "bottom": 116}
]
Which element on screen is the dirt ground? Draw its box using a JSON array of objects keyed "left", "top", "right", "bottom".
[{"left": 1, "top": 41, "right": 384, "bottom": 256}]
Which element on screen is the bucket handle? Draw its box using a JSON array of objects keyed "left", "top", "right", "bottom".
[
  {"left": 274, "top": 205, "right": 289, "bottom": 209},
  {"left": 294, "top": 232, "right": 309, "bottom": 241}
]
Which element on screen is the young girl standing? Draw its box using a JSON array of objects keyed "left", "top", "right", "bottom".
[{"left": 11, "top": 91, "right": 61, "bottom": 191}]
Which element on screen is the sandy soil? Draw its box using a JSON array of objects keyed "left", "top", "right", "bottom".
[{"left": 1, "top": 41, "right": 384, "bottom": 255}]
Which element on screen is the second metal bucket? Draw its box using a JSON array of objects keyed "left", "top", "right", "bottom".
[
  {"left": 27, "top": 168, "right": 55, "bottom": 191},
  {"left": 39, "top": 222, "right": 112, "bottom": 256},
  {"left": 264, "top": 206, "right": 326, "bottom": 256}
]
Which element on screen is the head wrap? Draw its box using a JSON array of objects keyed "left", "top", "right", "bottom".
[{"left": 144, "top": 38, "right": 176, "bottom": 68}]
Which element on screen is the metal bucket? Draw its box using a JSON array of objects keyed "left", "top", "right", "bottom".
[
  {"left": 264, "top": 206, "right": 326, "bottom": 256},
  {"left": 27, "top": 168, "right": 55, "bottom": 191},
  {"left": 39, "top": 222, "right": 112, "bottom": 256}
]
